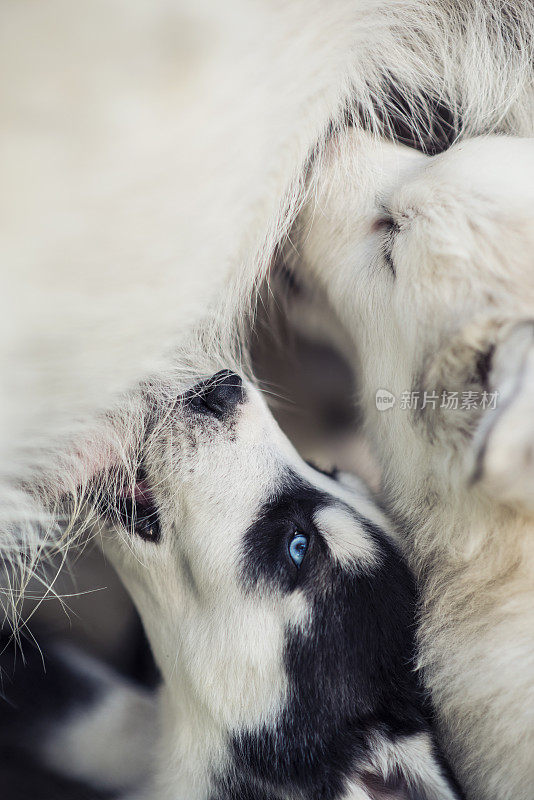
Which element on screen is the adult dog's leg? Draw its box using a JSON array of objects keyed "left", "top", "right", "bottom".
[{"left": 1, "top": 1, "right": 533, "bottom": 570}]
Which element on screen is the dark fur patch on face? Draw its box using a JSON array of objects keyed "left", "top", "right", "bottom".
[
  {"left": 240, "top": 474, "right": 334, "bottom": 595},
  {"left": 213, "top": 475, "right": 458, "bottom": 799}
]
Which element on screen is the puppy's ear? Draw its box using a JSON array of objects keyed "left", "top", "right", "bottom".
[
  {"left": 471, "top": 320, "right": 534, "bottom": 512},
  {"left": 354, "top": 730, "right": 463, "bottom": 799}
]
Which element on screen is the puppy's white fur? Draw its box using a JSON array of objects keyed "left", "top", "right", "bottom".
[
  {"left": 31, "top": 375, "right": 456, "bottom": 800},
  {"left": 1, "top": 1, "right": 534, "bottom": 586},
  {"left": 100, "top": 384, "right": 380, "bottom": 800},
  {"left": 295, "top": 133, "right": 534, "bottom": 799}
]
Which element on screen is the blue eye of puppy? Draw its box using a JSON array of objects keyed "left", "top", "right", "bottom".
[{"left": 288, "top": 532, "right": 308, "bottom": 567}]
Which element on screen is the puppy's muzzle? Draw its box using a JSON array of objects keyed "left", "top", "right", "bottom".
[{"left": 187, "top": 370, "right": 244, "bottom": 419}]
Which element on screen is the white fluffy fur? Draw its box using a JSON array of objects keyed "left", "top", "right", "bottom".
[
  {"left": 88, "top": 378, "right": 436, "bottom": 799},
  {"left": 100, "top": 381, "right": 377, "bottom": 799},
  {"left": 29, "top": 376, "right": 455, "bottom": 800},
  {"left": 1, "top": 0, "right": 534, "bottom": 595},
  {"left": 295, "top": 132, "right": 534, "bottom": 799}
]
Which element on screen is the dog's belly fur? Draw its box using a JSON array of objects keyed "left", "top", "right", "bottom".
[{"left": 2, "top": 0, "right": 534, "bottom": 567}]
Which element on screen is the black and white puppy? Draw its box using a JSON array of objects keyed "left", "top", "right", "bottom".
[{"left": 2, "top": 372, "right": 462, "bottom": 800}]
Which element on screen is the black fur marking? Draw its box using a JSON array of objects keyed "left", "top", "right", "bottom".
[
  {"left": 240, "top": 475, "right": 331, "bottom": 595},
  {"left": 222, "top": 475, "right": 462, "bottom": 799}
]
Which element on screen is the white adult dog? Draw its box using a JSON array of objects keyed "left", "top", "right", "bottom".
[
  {"left": 293, "top": 133, "right": 534, "bottom": 799},
  {"left": 1, "top": 371, "right": 463, "bottom": 800},
  {"left": 1, "top": 1, "right": 534, "bottom": 583}
]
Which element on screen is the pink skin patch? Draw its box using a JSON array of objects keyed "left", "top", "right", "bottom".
[
  {"left": 119, "top": 480, "right": 153, "bottom": 507},
  {"left": 57, "top": 433, "right": 154, "bottom": 511}
]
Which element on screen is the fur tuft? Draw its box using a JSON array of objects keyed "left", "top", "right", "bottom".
[{"left": 1, "top": 0, "right": 533, "bottom": 611}]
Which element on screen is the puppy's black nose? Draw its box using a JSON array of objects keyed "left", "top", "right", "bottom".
[{"left": 190, "top": 370, "right": 244, "bottom": 418}]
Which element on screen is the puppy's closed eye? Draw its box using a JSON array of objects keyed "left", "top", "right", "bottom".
[
  {"left": 372, "top": 212, "right": 399, "bottom": 277},
  {"left": 101, "top": 469, "right": 161, "bottom": 543},
  {"left": 372, "top": 214, "right": 398, "bottom": 234}
]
